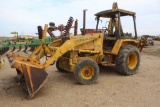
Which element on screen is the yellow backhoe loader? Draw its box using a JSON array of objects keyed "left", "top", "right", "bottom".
[{"left": 6, "top": 2, "right": 144, "bottom": 98}]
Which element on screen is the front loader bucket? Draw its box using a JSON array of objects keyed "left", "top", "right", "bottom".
[
  {"left": 21, "top": 64, "right": 49, "bottom": 98},
  {"left": 6, "top": 54, "right": 49, "bottom": 98}
]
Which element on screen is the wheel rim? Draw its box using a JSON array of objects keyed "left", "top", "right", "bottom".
[
  {"left": 127, "top": 52, "right": 138, "bottom": 69},
  {"left": 81, "top": 66, "right": 94, "bottom": 80}
]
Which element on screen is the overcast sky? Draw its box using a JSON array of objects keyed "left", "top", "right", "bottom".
[{"left": 0, "top": 0, "right": 160, "bottom": 37}]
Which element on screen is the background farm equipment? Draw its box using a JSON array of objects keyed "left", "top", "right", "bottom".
[
  {"left": 141, "top": 35, "right": 154, "bottom": 46},
  {"left": 154, "top": 36, "right": 160, "bottom": 41},
  {"left": 47, "top": 16, "right": 78, "bottom": 39},
  {"left": 0, "top": 37, "right": 54, "bottom": 55}
]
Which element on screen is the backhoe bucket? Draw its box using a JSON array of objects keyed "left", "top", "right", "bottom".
[{"left": 6, "top": 54, "right": 49, "bottom": 98}]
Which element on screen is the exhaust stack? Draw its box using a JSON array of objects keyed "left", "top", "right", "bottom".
[{"left": 83, "top": 9, "right": 87, "bottom": 35}]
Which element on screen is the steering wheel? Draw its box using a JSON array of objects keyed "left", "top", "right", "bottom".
[
  {"left": 102, "top": 27, "right": 108, "bottom": 34},
  {"left": 102, "top": 27, "right": 108, "bottom": 37}
]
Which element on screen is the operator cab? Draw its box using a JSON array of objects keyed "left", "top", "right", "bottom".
[
  {"left": 95, "top": 2, "right": 137, "bottom": 52},
  {"left": 95, "top": 3, "right": 137, "bottom": 39}
]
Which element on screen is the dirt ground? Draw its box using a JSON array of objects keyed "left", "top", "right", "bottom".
[{"left": 0, "top": 41, "right": 160, "bottom": 107}]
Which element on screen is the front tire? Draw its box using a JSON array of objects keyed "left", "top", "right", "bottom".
[
  {"left": 115, "top": 45, "right": 140, "bottom": 75},
  {"left": 74, "top": 59, "right": 99, "bottom": 85}
]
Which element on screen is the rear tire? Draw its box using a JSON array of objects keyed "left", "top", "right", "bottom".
[
  {"left": 115, "top": 45, "right": 140, "bottom": 75},
  {"left": 56, "top": 59, "right": 67, "bottom": 73},
  {"left": 74, "top": 59, "right": 99, "bottom": 85}
]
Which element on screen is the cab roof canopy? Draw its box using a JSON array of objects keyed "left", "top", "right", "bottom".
[{"left": 95, "top": 9, "right": 136, "bottom": 18}]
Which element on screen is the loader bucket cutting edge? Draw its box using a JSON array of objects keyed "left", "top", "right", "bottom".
[{"left": 21, "top": 64, "right": 49, "bottom": 98}]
